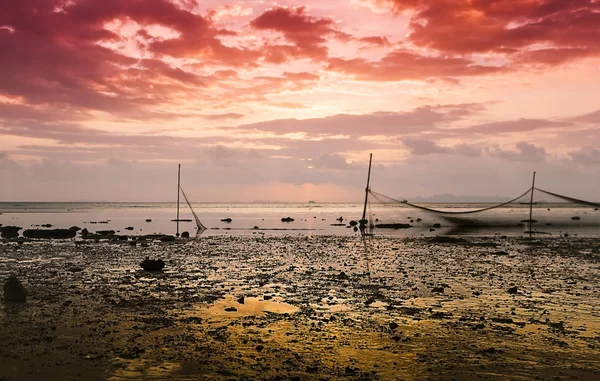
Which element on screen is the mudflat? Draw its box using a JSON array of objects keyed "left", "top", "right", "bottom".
[{"left": 1, "top": 235, "right": 599, "bottom": 380}]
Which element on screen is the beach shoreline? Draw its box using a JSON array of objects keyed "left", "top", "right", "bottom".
[{"left": 1, "top": 235, "right": 599, "bottom": 380}]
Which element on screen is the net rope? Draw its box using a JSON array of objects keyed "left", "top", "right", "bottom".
[
  {"left": 369, "top": 188, "right": 532, "bottom": 215},
  {"left": 535, "top": 188, "right": 600, "bottom": 208},
  {"left": 180, "top": 187, "right": 206, "bottom": 231}
]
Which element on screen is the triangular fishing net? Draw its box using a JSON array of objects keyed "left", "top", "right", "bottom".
[{"left": 180, "top": 187, "right": 206, "bottom": 231}]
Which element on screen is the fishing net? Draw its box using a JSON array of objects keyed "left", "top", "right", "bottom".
[
  {"left": 366, "top": 186, "right": 600, "bottom": 234},
  {"left": 180, "top": 187, "right": 206, "bottom": 231}
]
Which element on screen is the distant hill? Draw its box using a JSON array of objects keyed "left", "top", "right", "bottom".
[{"left": 407, "top": 193, "right": 508, "bottom": 203}]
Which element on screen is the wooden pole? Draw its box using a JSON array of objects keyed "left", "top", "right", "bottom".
[
  {"left": 528, "top": 171, "right": 536, "bottom": 236},
  {"left": 361, "top": 154, "right": 373, "bottom": 232},
  {"left": 176, "top": 164, "right": 181, "bottom": 237}
]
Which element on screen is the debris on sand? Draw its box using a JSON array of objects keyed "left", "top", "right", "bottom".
[
  {"left": 140, "top": 258, "right": 165, "bottom": 271},
  {"left": 3, "top": 275, "right": 27, "bottom": 302},
  {"left": 430, "top": 236, "right": 468, "bottom": 244}
]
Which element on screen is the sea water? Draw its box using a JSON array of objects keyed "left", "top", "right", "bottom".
[{"left": 1, "top": 202, "right": 599, "bottom": 237}]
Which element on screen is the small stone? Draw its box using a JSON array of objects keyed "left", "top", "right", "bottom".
[
  {"left": 255, "top": 344, "right": 264, "bottom": 352},
  {"left": 237, "top": 296, "right": 245, "bottom": 304},
  {"left": 431, "top": 286, "right": 445, "bottom": 293},
  {"left": 224, "top": 306, "right": 237, "bottom": 312},
  {"left": 389, "top": 322, "right": 399, "bottom": 330},
  {"left": 507, "top": 286, "right": 518, "bottom": 294}
]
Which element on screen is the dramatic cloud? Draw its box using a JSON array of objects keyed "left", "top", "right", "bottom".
[
  {"left": 1, "top": 0, "right": 599, "bottom": 201},
  {"left": 379, "top": 0, "right": 600, "bottom": 64},
  {"left": 251, "top": 6, "right": 348, "bottom": 61}
]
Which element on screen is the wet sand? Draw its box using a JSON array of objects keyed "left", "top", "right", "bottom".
[{"left": 1, "top": 235, "right": 599, "bottom": 380}]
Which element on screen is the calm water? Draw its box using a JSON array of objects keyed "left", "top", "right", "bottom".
[{"left": 1, "top": 202, "right": 599, "bottom": 237}]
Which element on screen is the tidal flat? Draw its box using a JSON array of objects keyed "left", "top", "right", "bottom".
[{"left": 1, "top": 235, "right": 599, "bottom": 380}]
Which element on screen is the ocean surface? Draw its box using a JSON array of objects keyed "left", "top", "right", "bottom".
[{"left": 1, "top": 202, "right": 599, "bottom": 237}]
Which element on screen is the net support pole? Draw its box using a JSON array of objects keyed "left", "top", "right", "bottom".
[
  {"left": 176, "top": 164, "right": 181, "bottom": 237},
  {"left": 361, "top": 153, "right": 373, "bottom": 233},
  {"left": 528, "top": 171, "right": 536, "bottom": 236}
]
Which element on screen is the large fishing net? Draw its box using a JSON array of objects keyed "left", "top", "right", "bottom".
[{"left": 366, "top": 186, "right": 600, "bottom": 235}]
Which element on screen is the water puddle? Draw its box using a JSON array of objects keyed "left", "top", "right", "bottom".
[
  {"left": 197, "top": 295, "right": 299, "bottom": 318},
  {"left": 110, "top": 358, "right": 180, "bottom": 380}
]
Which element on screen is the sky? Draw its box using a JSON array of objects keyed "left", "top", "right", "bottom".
[{"left": 1, "top": 0, "right": 600, "bottom": 202}]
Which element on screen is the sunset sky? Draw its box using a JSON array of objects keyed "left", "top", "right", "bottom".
[{"left": 1, "top": 0, "right": 600, "bottom": 202}]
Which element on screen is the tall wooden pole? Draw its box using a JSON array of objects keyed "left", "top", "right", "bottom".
[
  {"left": 176, "top": 164, "right": 181, "bottom": 237},
  {"left": 361, "top": 154, "right": 373, "bottom": 230},
  {"left": 528, "top": 171, "right": 536, "bottom": 236}
]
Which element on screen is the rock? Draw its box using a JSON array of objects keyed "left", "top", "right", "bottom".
[
  {"left": 493, "top": 251, "right": 509, "bottom": 256},
  {"left": 181, "top": 231, "right": 190, "bottom": 238},
  {"left": 571, "top": 216, "right": 581, "bottom": 220},
  {"left": 255, "top": 344, "right": 264, "bottom": 352},
  {"left": 221, "top": 218, "right": 232, "bottom": 223},
  {"left": 430, "top": 228, "right": 435, "bottom": 232},
  {"left": 389, "top": 322, "right": 399, "bottom": 330},
  {"left": 81, "top": 228, "right": 89, "bottom": 236},
  {"left": 125, "top": 227, "right": 134, "bottom": 230},
  {"left": 432, "top": 223, "right": 442, "bottom": 228},
  {"left": 224, "top": 306, "right": 237, "bottom": 312},
  {"left": 68, "top": 226, "right": 81, "bottom": 232},
  {"left": 507, "top": 286, "right": 518, "bottom": 294},
  {"left": 160, "top": 235, "right": 176, "bottom": 242},
  {"left": 349, "top": 220, "right": 358, "bottom": 227},
  {"left": 353, "top": 226, "right": 358, "bottom": 232},
  {"left": 336, "top": 216, "right": 343, "bottom": 222},
  {"left": 431, "top": 286, "right": 445, "bottom": 293},
  {"left": 3, "top": 275, "right": 27, "bottom": 302},
  {"left": 375, "top": 223, "right": 412, "bottom": 229},
  {"left": 145, "top": 219, "right": 152, "bottom": 222},
  {"left": 23, "top": 229, "right": 77, "bottom": 239},
  {"left": 338, "top": 271, "right": 349, "bottom": 280},
  {"left": 263, "top": 295, "right": 273, "bottom": 301},
  {"left": 281, "top": 217, "right": 295, "bottom": 222},
  {"left": 0, "top": 226, "right": 22, "bottom": 239},
  {"left": 237, "top": 296, "right": 245, "bottom": 304},
  {"left": 140, "top": 258, "right": 165, "bottom": 271},
  {"left": 41, "top": 224, "right": 52, "bottom": 228},
  {"left": 253, "top": 226, "right": 259, "bottom": 230},
  {"left": 95, "top": 230, "right": 116, "bottom": 236}
]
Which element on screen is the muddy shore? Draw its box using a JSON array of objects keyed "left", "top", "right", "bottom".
[{"left": 1, "top": 235, "right": 599, "bottom": 380}]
